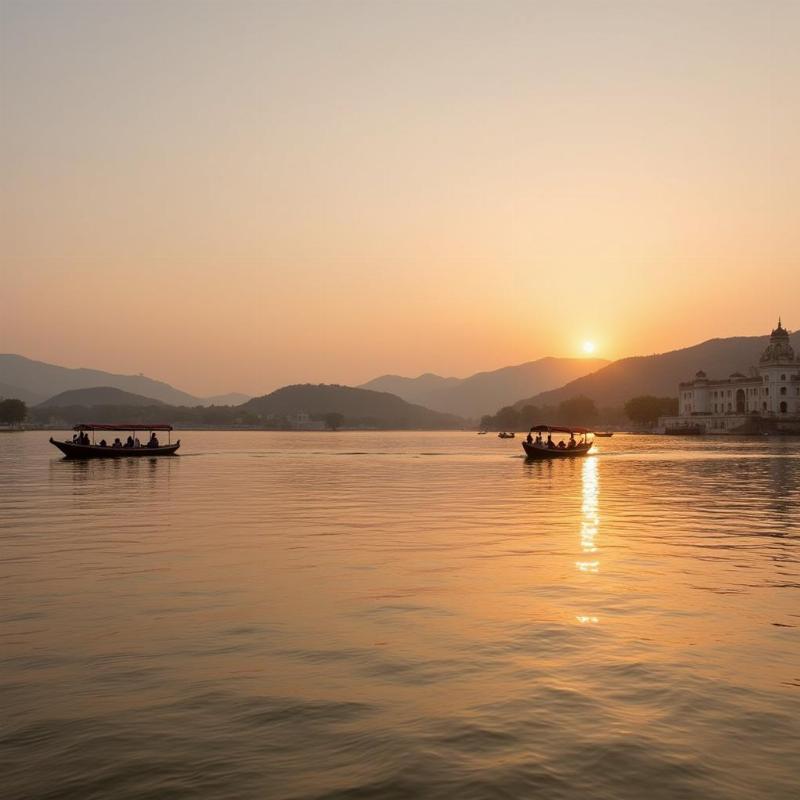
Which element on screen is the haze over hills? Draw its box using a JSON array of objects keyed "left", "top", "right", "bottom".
[
  {"left": 38, "top": 387, "right": 167, "bottom": 408},
  {"left": 242, "top": 385, "right": 462, "bottom": 429},
  {"left": 361, "top": 357, "right": 609, "bottom": 418},
  {"left": 0, "top": 355, "right": 250, "bottom": 408},
  {"left": 514, "top": 331, "right": 800, "bottom": 411},
  {"left": 0, "top": 380, "right": 44, "bottom": 406}
]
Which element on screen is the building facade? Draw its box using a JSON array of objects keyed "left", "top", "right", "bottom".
[{"left": 662, "top": 320, "right": 800, "bottom": 433}]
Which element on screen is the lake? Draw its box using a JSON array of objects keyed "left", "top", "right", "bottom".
[{"left": 1, "top": 431, "right": 798, "bottom": 799}]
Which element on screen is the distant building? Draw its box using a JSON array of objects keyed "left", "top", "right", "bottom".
[
  {"left": 660, "top": 320, "right": 800, "bottom": 433},
  {"left": 291, "top": 410, "right": 325, "bottom": 430}
]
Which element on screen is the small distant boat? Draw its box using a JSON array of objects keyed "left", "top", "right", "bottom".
[
  {"left": 498, "top": 431, "right": 516, "bottom": 439},
  {"left": 50, "top": 424, "right": 180, "bottom": 459},
  {"left": 595, "top": 432, "right": 614, "bottom": 438},
  {"left": 477, "top": 430, "right": 488, "bottom": 435},
  {"left": 522, "top": 425, "right": 594, "bottom": 459}
]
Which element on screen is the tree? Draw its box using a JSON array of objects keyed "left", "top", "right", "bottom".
[
  {"left": 0, "top": 398, "right": 27, "bottom": 426},
  {"left": 518, "top": 404, "right": 540, "bottom": 427},
  {"left": 624, "top": 396, "right": 678, "bottom": 426},
  {"left": 557, "top": 395, "right": 598, "bottom": 426},
  {"left": 324, "top": 412, "right": 345, "bottom": 431},
  {"left": 495, "top": 405, "right": 521, "bottom": 431}
]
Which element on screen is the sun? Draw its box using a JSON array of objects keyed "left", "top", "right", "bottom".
[{"left": 582, "top": 340, "right": 596, "bottom": 355}]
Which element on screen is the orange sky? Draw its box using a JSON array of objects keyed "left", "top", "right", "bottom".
[{"left": 2, "top": 1, "right": 798, "bottom": 396}]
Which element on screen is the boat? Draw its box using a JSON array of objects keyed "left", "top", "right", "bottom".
[
  {"left": 477, "top": 430, "right": 488, "bottom": 435},
  {"left": 522, "top": 425, "right": 594, "bottom": 459},
  {"left": 595, "top": 431, "right": 614, "bottom": 437},
  {"left": 49, "top": 424, "right": 180, "bottom": 459},
  {"left": 498, "top": 431, "right": 516, "bottom": 439}
]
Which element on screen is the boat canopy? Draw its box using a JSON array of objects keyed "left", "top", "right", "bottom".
[
  {"left": 73, "top": 423, "right": 173, "bottom": 432},
  {"left": 530, "top": 425, "right": 592, "bottom": 434}
]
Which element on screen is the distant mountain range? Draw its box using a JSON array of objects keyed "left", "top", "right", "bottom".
[
  {"left": 242, "top": 384, "right": 462, "bottom": 428},
  {"left": 361, "top": 357, "right": 609, "bottom": 418},
  {"left": 38, "top": 386, "right": 168, "bottom": 408},
  {"left": 0, "top": 355, "right": 250, "bottom": 407},
  {"left": 514, "top": 331, "right": 800, "bottom": 410}
]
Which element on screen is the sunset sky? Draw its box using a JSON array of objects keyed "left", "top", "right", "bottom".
[{"left": 2, "top": 0, "right": 798, "bottom": 396}]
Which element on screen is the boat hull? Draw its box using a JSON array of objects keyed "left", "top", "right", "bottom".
[
  {"left": 50, "top": 438, "right": 180, "bottom": 459},
  {"left": 522, "top": 441, "right": 592, "bottom": 459}
]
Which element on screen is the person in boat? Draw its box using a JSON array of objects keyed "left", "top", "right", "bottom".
[
  {"left": 99, "top": 439, "right": 107, "bottom": 447},
  {"left": 568, "top": 434, "right": 576, "bottom": 449},
  {"left": 148, "top": 433, "right": 160, "bottom": 448},
  {"left": 526, "top": 431, "right": 533, "bottom": 444},
  {"left": 125, "top": 435, "right": 134, "bottom": 448},
  {"left": 113, "top": 437, "right": 122, "bottom": 447},
  {"left": 134, "top": 436, "right": 141, "bottom": 447},
  {"left": 547, "top": 434, "right": 555, "bottom": 449},
  {"left": 558, "top": 440, "right": 566, "bottom": 449}
]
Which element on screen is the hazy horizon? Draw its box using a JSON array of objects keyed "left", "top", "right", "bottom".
[{"left": 3, "top": 0, "right": 799, "bottom": 396}]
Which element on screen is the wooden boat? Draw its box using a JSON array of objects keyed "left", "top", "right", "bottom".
[
  {"left": 595, "top": 432, "right": 614, "bottom": 438},
  {"left": 50, "top": 423, "right": 180, "bottom": 459},
  {"left": 498, "top": 431, "right": 516, "bottom": 439},
  {"left": 522, "top": 425, "right": 594, "bottom": 459}
]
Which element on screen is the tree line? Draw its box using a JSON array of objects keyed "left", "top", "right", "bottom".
[{"left": 479, "top": 395, "right": 678, "bottom": 430}]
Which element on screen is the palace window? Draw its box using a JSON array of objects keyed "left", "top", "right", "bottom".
[
  {"left": 781, "top": 374, "right": 786, "bottom": 381},
  {"left": 780, "top": 386, "right": 787, "bottom": 395},
  {"left": 780, "top": 402, "right": 787, "bottom": 413}
]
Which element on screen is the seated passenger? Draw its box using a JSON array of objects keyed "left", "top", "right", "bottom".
[
  {"left": 547, "top": 436, "right": 555, "bottom": 448},
  {"left": 526, "top": 431, "right": 533, "bottom": 444},
  {"left": 99, "top": 439, "right": 107, "bottom": 447},
  {"left": 558, "top": 440, "right": 566, "bottom": 449},
  {"left": 125, "top": 436, "right": 134, "bottom": 448},
  {"left": 133, "top": 437, "right": 141, "bottom": 447},
  {"left": 148, "top": 433, "right": 159, "bottom": 447},
  {"left": 113, "top": 438, "right": 122, "bottom": 447},
  {"left": 568, "top": 435, "right": 576, "bottom": 449}
]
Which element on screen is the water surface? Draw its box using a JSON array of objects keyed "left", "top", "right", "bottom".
[{"left": 1, "top": 432, "right": 799, "bottom": 799}]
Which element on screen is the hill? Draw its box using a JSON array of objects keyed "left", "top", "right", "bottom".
[
  {"left": 361, "top": 357, "right": 608, "bottom": 418},
  {"left": 514, "top": 331, "right": 800, "bottom": 410},
  {"left": 0, "top": 380, "right": 45, "bottom": 406},
  {"left": 38, "top": 386, "right": 167, "bottom": 408},
  {"left": 0, "top": 354, "right": 246, "bottom": 407},
  {"left": 360, "top": 373, "right": 461, "bottom": 405},
  {"left": 241, "top": 384, "right": 463, "bottom": 428}
]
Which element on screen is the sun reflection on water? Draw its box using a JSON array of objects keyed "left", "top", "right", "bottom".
[{"left": 576, "top": 456, "right": 600, "bottom": 621}]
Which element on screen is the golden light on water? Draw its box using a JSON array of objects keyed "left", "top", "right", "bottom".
[{"left": 576, "top": 457, "right": 600, "bottom": 619}]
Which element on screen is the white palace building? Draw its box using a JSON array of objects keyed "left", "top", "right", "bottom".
[{"left": 660, "top": 320, "right": 800, "bottom": 434}]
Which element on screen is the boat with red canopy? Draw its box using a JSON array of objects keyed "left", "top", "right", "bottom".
[
  {"left": 521, "top": 425, "right": 593, "bottom": 459},
  {"left": 49, "top": 424, "right": 180, "bottom": 459}
]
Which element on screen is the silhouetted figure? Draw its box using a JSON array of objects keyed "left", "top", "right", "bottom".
[
  {"left": 547, "top": 435, "right": 555, "bottom": 449},
  {"left": 558, "top": 440, "right": 566, "bottom": 449},
  {"left": 99, "top": 439, "right": 107, "bottom": 447},
  {"left": 568, "top": 435, "right": 576, "bottom": 449},
  {"left": 133, "top": 437, "right": 141, "bottom": 448},
  {"left": 526, "top": 431, "right": 533, "bottom": 444},
  {"left": 148, "top": 433, "right": 159, "bottom": 448},
  {"left": 113, "top": 438, "right": 122, "bottom": 447},
  {"left": 125, "top": 436, "right": 134, "bottom": 448}
]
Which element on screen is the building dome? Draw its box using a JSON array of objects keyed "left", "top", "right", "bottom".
[
  {"left": 760, "top": 318, "right": 795, "bottom": 364},
  {"left": 695, "top": 370, "right": 707, "bottom": 379},
  {"left": 730, "top": 371, "right": 745, "bottom": 378}
]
